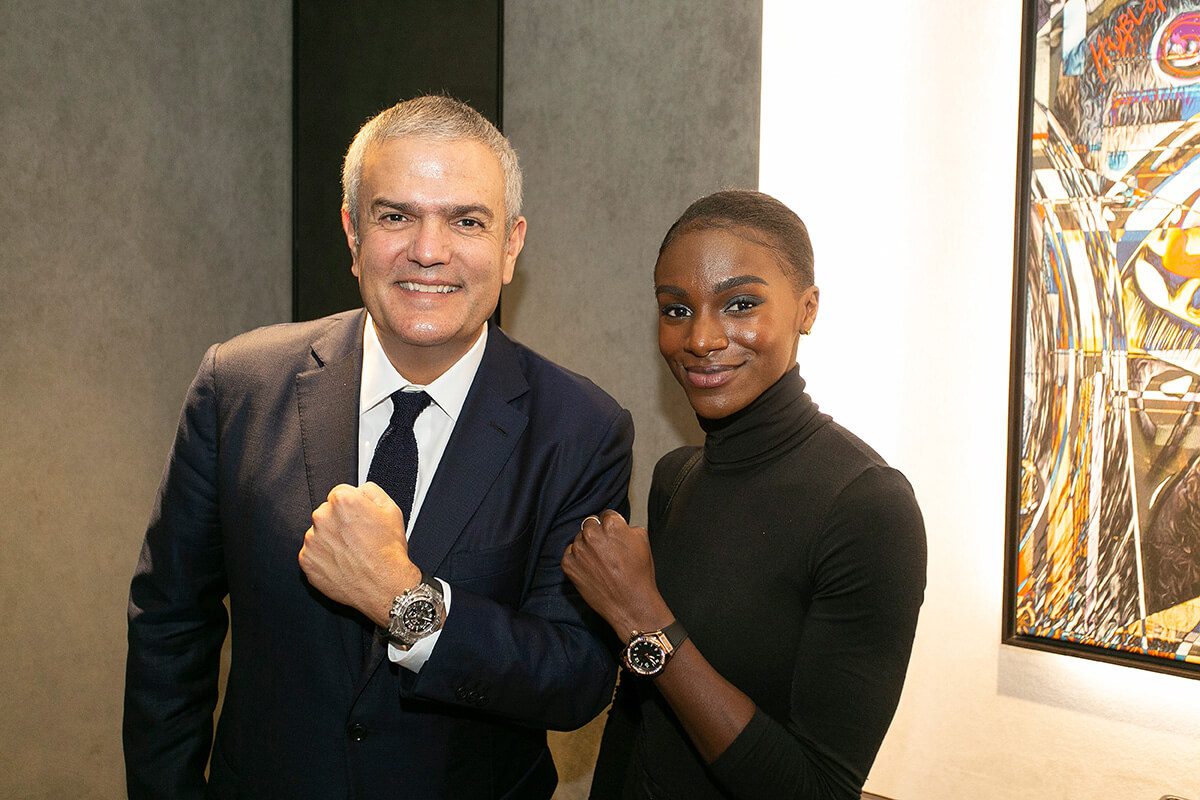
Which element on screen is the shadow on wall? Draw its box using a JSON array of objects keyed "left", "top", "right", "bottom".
[
  {"left": 498, "top": 262, "right": 529, "bottom": 332},
  {"left": 656, "top": 352, "right": 698, "bottom": 447},
  {"left": 996, "top": 645, "right": 1200, "bottom": 738},
  {"left": 499, "top": 251, "right": 699, "bottom": 452}
]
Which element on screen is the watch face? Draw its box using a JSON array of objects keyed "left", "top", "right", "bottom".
[
  {"left": 626, "top": 639, "right": 665, "bottom": 675},
  {"left": 402, "top": 599, "right": 437, "bottom": 634}
]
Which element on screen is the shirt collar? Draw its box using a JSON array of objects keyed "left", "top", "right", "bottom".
[{"left": 359, "top": 314, "right": 488, "bottom": 423}]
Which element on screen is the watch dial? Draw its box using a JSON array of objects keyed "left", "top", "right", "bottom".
[
  {"left": 628, "top": 640, "right": 665, "bottom": 674},
  {"left": 402, "top": 600, "right": 437, "bottom": 634}
]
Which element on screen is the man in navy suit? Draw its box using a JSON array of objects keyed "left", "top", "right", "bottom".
[{"left": 124, "top": 95, "right": 634, "bottom": 799}]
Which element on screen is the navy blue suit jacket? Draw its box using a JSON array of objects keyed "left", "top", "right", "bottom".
[{"left": 124, "top": 311, "right": 634, "bottom": 799}]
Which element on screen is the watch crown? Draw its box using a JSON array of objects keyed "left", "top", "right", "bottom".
[
  {"left": 621, "top": 620, "right": 688, "bottom": 678},
  {"left": 386, "top": 576, "right": 446, "bottom": 650}
]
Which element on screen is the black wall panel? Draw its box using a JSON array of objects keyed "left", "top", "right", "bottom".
[{"left": 293, "top": 1, "right": 503, "bottom": 321}]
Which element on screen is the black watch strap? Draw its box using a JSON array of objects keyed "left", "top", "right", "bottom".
[
  {"left": 662, "top": 620, "right": 688, "bottom": 650},
  {"left": 421, "top": 571, "right": 442, "bottom": 598}
]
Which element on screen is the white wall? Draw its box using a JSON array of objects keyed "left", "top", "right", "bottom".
[{"left": 761, "top": 2, "right": 1200, "bottom": 798}]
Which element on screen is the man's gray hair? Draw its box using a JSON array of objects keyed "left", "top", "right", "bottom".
[{"left": 342, "top": 95, "right": 523, "bottom": 241}]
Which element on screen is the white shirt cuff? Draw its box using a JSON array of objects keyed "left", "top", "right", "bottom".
[{"left": 387, "top": 578, "right": 451, "bottom": 672}]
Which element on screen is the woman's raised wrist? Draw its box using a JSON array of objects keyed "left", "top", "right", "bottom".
[{"left": 614, "top": 596, "right": 675, "bottom": 637}]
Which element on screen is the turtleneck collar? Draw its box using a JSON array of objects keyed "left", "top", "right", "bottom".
[{"left": 698, "top": 366, "right": 829, "bottom": 470}]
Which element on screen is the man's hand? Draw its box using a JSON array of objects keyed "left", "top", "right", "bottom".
[
  {"left": 299, "top": 482, "right": 422, "bottom": 627},
  {"left": 562, "top": 509, "right": 674, "bottom": 638}
]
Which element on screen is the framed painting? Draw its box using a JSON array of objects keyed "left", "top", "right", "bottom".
[{"left": 1006, "top": 0, "right": 1200, "bottom": 678}]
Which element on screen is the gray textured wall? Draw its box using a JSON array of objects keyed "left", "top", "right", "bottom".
[
  {"left": 502, "top": 4, "right": 762, "bottom": 797},
  {"left": 503, "top": 2, "right": 762, "bottom": 522},
  {"left": 0, "top": 2, "right": 291, "bottom": 796},
  {"left": 0, "top": 3, "right": 757, "bottom": 796}
]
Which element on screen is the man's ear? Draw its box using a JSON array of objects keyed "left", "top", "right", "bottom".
[
  {"left": 341, "top": 207, "right": 360, "bottom": 277},
  {"left": 502, "top": 216, "right": 527, "bottom": 285}
]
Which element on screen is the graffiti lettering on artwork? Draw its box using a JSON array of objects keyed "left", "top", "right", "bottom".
[{"left": 1090, "top": 0, "right": 1168, "bottom": 84}]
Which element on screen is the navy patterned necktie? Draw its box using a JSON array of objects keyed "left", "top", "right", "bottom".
[
  {"left": 361, "top": 389, "right": 431, "bottom": 664},
  {"left": 367, "top": 389, "right": 433, "bottom": 528}
]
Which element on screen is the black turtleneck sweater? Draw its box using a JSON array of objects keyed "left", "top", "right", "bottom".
[{"left": 590, "top": 368, "right": 927, "bottom": 800}]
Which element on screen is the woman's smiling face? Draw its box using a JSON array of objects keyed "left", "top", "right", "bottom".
[{"left": 655, "top": 226, "right": 819, "bottom": 419}]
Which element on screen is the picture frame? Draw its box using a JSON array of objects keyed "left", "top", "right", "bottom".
[{"left": 1005, "top": 0, "right": 1200, "bottom": 679}]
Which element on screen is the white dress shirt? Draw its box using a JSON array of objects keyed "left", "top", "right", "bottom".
[{"left": 358, "top": 314, "right": 488, "bottom": 671}]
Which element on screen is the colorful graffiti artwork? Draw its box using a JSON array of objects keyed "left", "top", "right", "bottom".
[{"left": 1009, "top": 0, "right": 1200, "bottom": 676}]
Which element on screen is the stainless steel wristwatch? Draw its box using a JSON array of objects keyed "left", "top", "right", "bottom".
[{"left": 386, "top": 573, "right": 446, "bottom": 650}]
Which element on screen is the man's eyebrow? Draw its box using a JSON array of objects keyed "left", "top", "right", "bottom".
[
  {"left": 368, "top": 200, "right": 496, "bottom": 222},
  {"left": 371, "top": 199, "right": 418, "bottom": 215},
  {"left": 448, "top": 204, "right": 495, "bottom": 222}
]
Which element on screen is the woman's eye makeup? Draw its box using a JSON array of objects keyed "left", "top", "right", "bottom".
[
  {"left": 659, "top": 303, "right": 692, "bottom": 319},
  {"left": 724, "top": 295, "right": 762, "bottom": 313}
]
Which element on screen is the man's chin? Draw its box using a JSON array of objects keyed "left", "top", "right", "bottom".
[{"left": 377, "top": 320, "right": 487, "bottom": 352}]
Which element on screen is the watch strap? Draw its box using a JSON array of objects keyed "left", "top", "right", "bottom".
[
  {"left": 420, "top": 571, "right": 443, "bottom": 598},
  {"left": 661, "top": 619, "right": 688, "bottom": 651},
  {"left": 621, "top": 619, "right": 688, "bottom": 677}
]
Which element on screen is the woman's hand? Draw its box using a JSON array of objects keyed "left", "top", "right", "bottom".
[
  {"left": 562, "top": 510, "right": 674, "bottom": 638},
  {"left": 565, "top": 509, "right": 757, "bottom": 763}
]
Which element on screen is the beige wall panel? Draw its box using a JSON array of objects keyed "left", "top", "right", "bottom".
[
  {"left": 503, "top": 4, "right": 762, "bottom": 798},
  {"left": 0, "top": 2, "right": 290, "bottom": 796}
]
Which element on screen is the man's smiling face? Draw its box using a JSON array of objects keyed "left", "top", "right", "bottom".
[{"left": 343, "top": 136, "right": 526, "bottom": 383}]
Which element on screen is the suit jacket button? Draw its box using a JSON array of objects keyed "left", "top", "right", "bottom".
[
  {"left": 455, "top": 686, "right": 468, "bottom": 701},
  {"left": 346, "top": 723, "right": 367, "bottom": 741}
]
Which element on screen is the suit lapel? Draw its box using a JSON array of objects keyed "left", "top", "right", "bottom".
[
  {"left": 295, "top": 310, "right": 367, "bottom": 680},
  {"left": 407, "top": 324, "right": 529, "bottom": 574},
  {"left": 352, "top": 323, "right": 530, "bottom": 688},
  {"left": 357, "top": 337, "right": 530, "bottom": 691}
]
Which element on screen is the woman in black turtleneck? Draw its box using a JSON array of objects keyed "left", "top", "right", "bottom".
[{"left": 563, "top": 190, "right": 927, "bottom": 800}]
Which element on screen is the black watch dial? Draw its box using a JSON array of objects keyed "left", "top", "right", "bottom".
[
  {"left": 402, "top": 599, "right": 438, "bottom": 634},
  {"left": 626, "top": 639, "right": 666, "bottom": 675}
]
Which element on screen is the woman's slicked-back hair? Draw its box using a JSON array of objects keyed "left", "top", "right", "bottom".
[{"left": 658, "top": 189, "right": 814, "bottom": 288}]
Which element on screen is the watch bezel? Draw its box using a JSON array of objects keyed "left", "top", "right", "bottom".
[
  {"left": 621, "top": 620, "right": 688, "bottom": 677},
  {"left": 622, "top": 634, "right": 669, "bottom": 676},
  {"left": 387, "top": 580, "right": 445, "bottom": 649}
]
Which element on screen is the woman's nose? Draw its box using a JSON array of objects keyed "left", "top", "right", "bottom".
[{"left": 685, "top": 314, "right": 728, "bottom": 356}]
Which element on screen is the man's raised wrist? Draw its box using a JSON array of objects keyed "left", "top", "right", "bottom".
[{"left": 371, "top": 563, "right": 423, "bottom": 627}]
